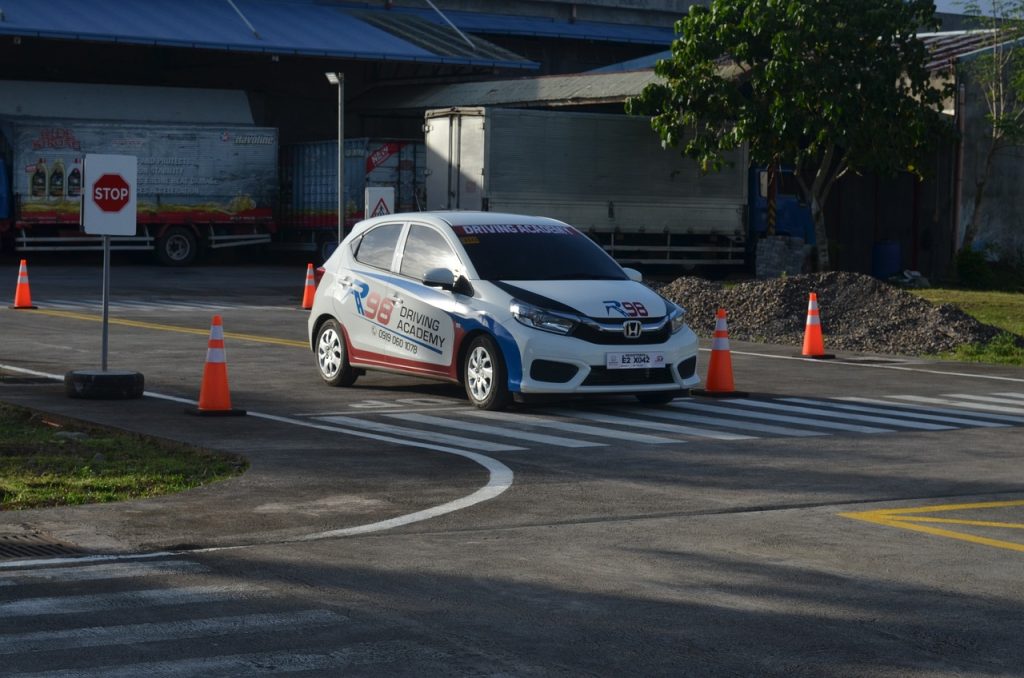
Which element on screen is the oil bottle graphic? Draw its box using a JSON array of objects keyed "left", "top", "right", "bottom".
[
  {"left": 49, "top": 159, "right": 65, "bottom": 198},
  {"left": 31, "top": 160, "right": 47, "bottom": 198},
  {"left": 67, "top": 162, "right": 82, "bottom": 198}
]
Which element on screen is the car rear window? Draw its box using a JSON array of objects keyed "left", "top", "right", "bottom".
[
  {"left": 354, "top": 223, "right": 404, "bottom": 270},
  {"left": 451, "top": 223, "right": 626, "bottom": 281}
]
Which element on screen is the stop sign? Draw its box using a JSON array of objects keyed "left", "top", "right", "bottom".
[{"left": 92, "top": 174, "right": 131, "bottom": 212}]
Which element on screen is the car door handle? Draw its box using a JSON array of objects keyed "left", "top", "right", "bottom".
[
  {"left": 388, "top": 292, "right": 404, "bottom": 306},
  {"left": 337, "top": 276, "right": 352, "bottom": 289}
]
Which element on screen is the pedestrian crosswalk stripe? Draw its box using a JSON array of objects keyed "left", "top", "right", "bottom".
[
  {"left": 628, "top": 405, "right": 827, "bottom": 437},
  {"left": 0, "top": 584, "right": 256, "bottom": 617},
  {"left": 841, "top": 396, "right": 1024, "bottom": 424},
  {"left": 0, "top": 560, "right": 207, "bottom": 586},
  {"left": 729, "top": 399, "right": 953, "bottom": 431},
  {"left": 387, "top": 413, "right": 603, "bottom": 448},
  {"left": 551, "top": 409, "right": 755, "bottom": 441},
  {"left": 669, "top": 400, "right": 892, "bottom": 433},
  {"left": 464, "top": 409, "right": 677, "bottom": 444},
  {"left": 780, "top": 398, "right": 1009, "bottom": 428},
  {"left": 319, "top": 415, "right": 524, "bottom": 452},
  {"left": 0, "top": 610, "right": 341, "bottom": 655},
  {"left": 943, "top": 393, "right": 1024, "bottom": 410},
  {"left": 888, "top": 395, "right": 1024, "bottom": 418}
]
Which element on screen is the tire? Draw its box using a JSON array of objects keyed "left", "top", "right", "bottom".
[
  {"left": 315, "top": 319, "right": 359, "bottom": 387},
  {"left": 635, "top": 390, "right": 680, "bottom": 405},
  {"left": 156, "top": 226, "right": 198, "bottom": 266},
  {"left": 463, "top": 335, "right": 510, "bottom": 411}
]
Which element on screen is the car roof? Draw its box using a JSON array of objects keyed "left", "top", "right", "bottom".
[{"left": 351, "top": 211, "right": 573, "bottom": 232}]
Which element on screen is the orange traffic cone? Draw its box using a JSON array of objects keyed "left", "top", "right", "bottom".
[
  {"left": 801, "top": 292, "right": 834, "bottom": 359},
  {"left": 301, "top": 262, "right": 316, "bottom": 310},
  {"left": 10, "top": 259, "right": 37, "bottom": 309},
  {"left": 692, "top": 308, "right": 747, "bottom": 398},
  {"left": 186, "top": 315, "right": 246, "bottom": 416}
]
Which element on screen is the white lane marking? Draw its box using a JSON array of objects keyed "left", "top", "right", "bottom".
[
  {"left": 0, "top": 585, "right": 256, "bottom": 617},
  {"left": 888, "top": 395, "right": 1024, "bottom": 416},
  {"left": 942, "top": 393, "right": 1024, "bottom": 410},
  {"left": 626, "top": 406, "right": 826, "bottom": 437},
  {"left": 711, "top": 347, "right": 1024, "bottom": 383},
  {"left": 42, "top": 299, "right": 290, "bottom": 312},
  {"left": 669, "top": 401, "right": 891, "bottom": 434},
  {"left": 726, "top": 399, "right": 952, "bottom": 431},
  {"left": 464, "top": 409, "right": 677, "bottom": 444},
  {"left": 551, "top": 409, "right": 753, "bottom": 441},
  {"left": 386, "top": 412, "right": 604, "bottom": 448},
  {"left": 0, "top": 610, "right": 341, "bottom": 655},
  {"left": 994, "top": 392, "right": 1024, "bottom": 400},
  {"left": 317, "top": 415, "right": 524, "bottom": 452},
  {"left": 0, "top": 561, "right": 207, "bottom": 586},
  {"left": 8, "top": 642, "right": 444, "bottom": 678},
  {"left": 0, "top": 364, "right": 514, "bottom": 562},
  {"left": 840, "top": 397, "right": 1024, "bottom": 424},
  {"left": 780, "top": 398, "right": 1008, "bottom": 428}
]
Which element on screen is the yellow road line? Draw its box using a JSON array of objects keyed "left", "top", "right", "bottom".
[
  {"left": 33, "top": 308, "right": 308, "bottom": 348},
  {"left": 840, "top": 499, "right": 1024, "bottom": 553}
]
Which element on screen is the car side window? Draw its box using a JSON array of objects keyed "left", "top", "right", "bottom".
[
  {"left": 400, "top": 224, "right": 460, "bottom": 280},
  {"left": 354, "top": 223, "right": 404, "bottom": 270}
]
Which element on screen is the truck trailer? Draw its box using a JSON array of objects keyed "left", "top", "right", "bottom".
[{"left": 423, "top": 106, "right": 751, "bottom": 267}]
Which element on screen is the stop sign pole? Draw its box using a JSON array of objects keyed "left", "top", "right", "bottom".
[{"left": 66, "top": 154, "right": 144, "bottom": 400}]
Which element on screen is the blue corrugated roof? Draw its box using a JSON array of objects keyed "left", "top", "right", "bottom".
[
  {"left": 367, "top": 5, "right": 676, "bottom": 45},
  {"left": 0, "top": 0, "right": 537, "bottom": 69}
]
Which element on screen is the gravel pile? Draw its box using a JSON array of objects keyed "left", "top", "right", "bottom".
[{"left": 658, "top": 271, "right": 1012, "bottom": 356}]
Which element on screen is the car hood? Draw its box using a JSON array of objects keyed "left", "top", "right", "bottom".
[{"left": 493, "top": 280, "right": 670, "bottom": 319}]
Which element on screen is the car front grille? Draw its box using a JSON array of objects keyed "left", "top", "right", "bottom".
[
  {"left": 570, "top": 318, "right": 671, "bottom": 346},
  {"left": 581, "top": 366, "right": 675, "bottom": 387}
]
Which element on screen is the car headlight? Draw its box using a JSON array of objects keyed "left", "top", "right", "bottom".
[
  {"left": 668, "top": 303, "right": 687, "bottom": 334},
  {"left": 510, "top": 299, "right": 578, "bottom": 335}
]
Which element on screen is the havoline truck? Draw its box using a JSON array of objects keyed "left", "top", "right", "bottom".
[
  {"left": 0, "top": 118, "right": 277, "bottom": 265},
  {"left": 423, "top": 107, "right": 750, "bottom": 267}
]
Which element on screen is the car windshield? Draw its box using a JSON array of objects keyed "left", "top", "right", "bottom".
[{"left": 451, "top": 223, "right": 626, "bottom": 281}]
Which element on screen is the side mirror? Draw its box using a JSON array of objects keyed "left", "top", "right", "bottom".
[
  {"left": 422, "top": 267, "right": 456, "bottom": 291},
  {"left": 622, "top": 267, "right": 643, "bottom": 283}
]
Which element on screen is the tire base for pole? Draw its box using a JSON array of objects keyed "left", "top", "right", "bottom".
[
  {"left": 185, "top": 407, "right": 247, "bottom": 417},
  {"left": 690, "top": 389, "right": 749, "bottom": 398},
  {"left": 65, "top": 370, "right": 145, "bottom": 400}
]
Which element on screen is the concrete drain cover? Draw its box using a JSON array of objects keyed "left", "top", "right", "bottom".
[{"left": 0, "top": 533, "right": 85, "bottom": 560}]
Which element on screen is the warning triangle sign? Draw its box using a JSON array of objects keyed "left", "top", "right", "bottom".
[{"left": 370, "top": 197, "right": 391, "bottom": 217}]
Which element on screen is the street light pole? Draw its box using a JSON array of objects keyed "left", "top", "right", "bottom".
[{"left": 325, "top": 72, "right": 345, "bottom": 247}]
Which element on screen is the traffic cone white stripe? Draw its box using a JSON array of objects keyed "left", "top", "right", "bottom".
[
  {"left": 209, "top": 324, "right": 225, "bottom": 340},
  {"left": 711, "top": 336, "right": 730, "bottom": 351},
  {"left": 205, "top": 347, "right": 227, "bottom": 364},
  {"left": 806, "top": 315, "right": 821, "bottom": 326}
]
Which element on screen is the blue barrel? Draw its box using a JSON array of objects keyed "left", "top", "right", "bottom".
[{"left": 871, "top": 240, "right": 902, "bottom": 279}]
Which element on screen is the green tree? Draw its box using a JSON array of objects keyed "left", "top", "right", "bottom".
[
  {"left": 959, "top": 0, "right": 1024, "bottom": 253},
  {"left": 626, "top": 0, "right": 950, "bottom": 269}
]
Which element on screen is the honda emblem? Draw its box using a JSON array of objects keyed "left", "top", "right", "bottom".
[{"left": 623, "top": 320, "right": 643, "bottom": 338}]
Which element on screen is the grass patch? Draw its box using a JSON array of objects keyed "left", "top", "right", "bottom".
[
  {"left": 910, "top": 288, "right": 1024, "bottom": 365},
  {"left": 0, "top": 404, "right": 246, "bottom": 510}
]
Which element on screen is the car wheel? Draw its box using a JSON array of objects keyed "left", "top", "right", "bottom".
[
  {"left": 315, "top": 319, "right": 359, "bottom": 387},
  {"left": 635, "top": 391, "right": 680, "bottom": 405},
  {"left": 156, "top": 226, "right": 198, "bottom": 266},
  {"left": 464, "top": 335, "right": 510, "bottom": 411}
]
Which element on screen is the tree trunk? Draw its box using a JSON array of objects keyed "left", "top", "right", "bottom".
[{"left": 811, "top": 194, "right": 830, "bottom": 270}]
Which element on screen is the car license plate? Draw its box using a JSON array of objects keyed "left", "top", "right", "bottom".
[{"left": 606, "top": 352, "right": 665, "bottom": 369}]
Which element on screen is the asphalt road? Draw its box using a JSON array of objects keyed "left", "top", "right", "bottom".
[{"left": 1, "top": 262, "right": 1023, "bottom": 676}]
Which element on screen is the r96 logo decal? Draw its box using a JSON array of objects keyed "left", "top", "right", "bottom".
[
  {"left": 350, "top": 281, "right": 394, "bottom": 325},
  {"left": 604, "top": 300, "right": 649, "bottom": 318}
]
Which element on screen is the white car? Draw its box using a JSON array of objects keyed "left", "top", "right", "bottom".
[{"left": 308, "top": 211, "right": 700, "bottom": 410}]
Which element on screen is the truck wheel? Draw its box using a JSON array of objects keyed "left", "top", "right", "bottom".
[
  {"left": 156, "top": 226, "right": 198, "bottom": 266},
  {"left": 315, "top": 319, "right": 359, "bottom": 387},
  {"left": 317, "top": 235, "right": 340, "bottom": 263},
  {"left": 464, "top": 335, "right": 510, "bottom": 411}
]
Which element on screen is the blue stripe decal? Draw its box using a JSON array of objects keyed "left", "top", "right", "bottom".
[{"left": 459, "top": 315, "right": 523, "bottom": 392}]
